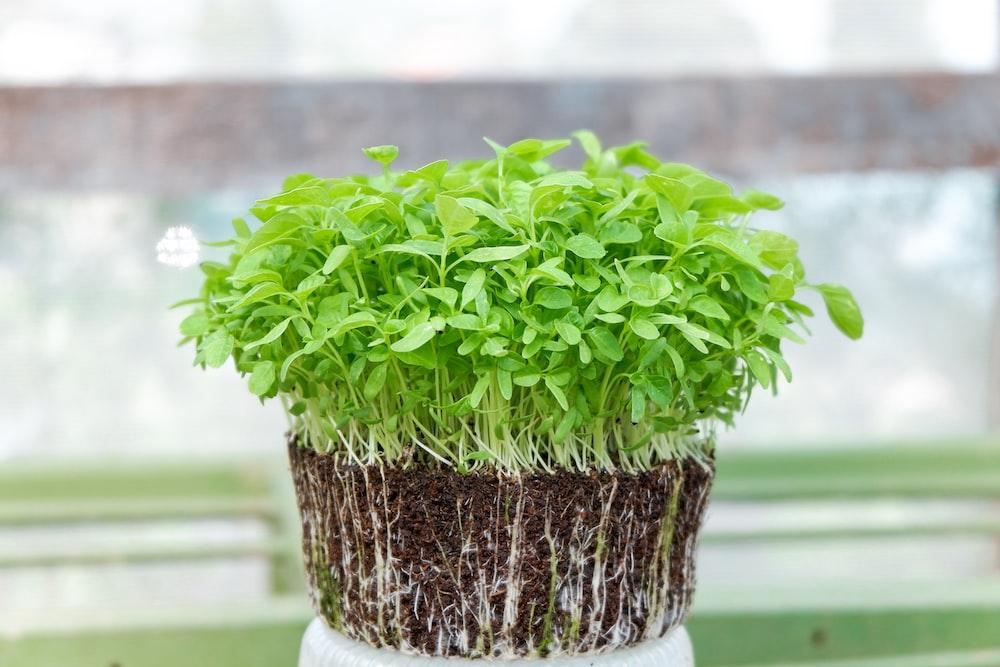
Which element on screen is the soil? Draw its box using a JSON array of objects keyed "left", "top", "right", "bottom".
[{"left": 288, "top": 436, "right": 714, "bottom": 658}]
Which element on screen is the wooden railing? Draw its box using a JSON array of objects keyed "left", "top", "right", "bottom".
[{"left": 2, "top": 74, "right": 999, "bottom": 194}]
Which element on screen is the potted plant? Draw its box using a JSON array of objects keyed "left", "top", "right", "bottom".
[{"left": 177, "top": 133, "right": 862, "bottom": 662}]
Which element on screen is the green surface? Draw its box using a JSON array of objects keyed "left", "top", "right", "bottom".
[
  {"left": 690, "top": 606, "right": 1000, "bottom": 665},
  {"left": 740, "top": 649, "right": 1000, "bottom": 667},
  {"left": 0, "top": 458, "right": 275, "bottom": 502},
  {"left": 0, "top": 601, "right": 309, "bottom": 667}
]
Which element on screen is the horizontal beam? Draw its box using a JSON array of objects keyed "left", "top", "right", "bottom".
[
  {"left": 0, "top": 537, "right": 289, "bottom": 568},
  {"left": 2, "top": 74, "right": 999, "bottom": 194},
  {"left": 0, "top": 497, "right": 275, "bottom": 526},
  {"left": 0, "top": 458, "right": 277, "bottom": 503},
  {"left": 701, "top": 517, "right": 1000, "bottom": 543},
  {"left": 713, "top": 440, "right": 1000, "bottom": 500}
]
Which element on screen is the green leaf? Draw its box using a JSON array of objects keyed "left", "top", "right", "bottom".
[
  {"left": 232, "top": 218, "right": 251, "bottom": 238},
  {"left": 469, "top": 374, "right": 491, "bottom": 408},
  {"left": 629, "top": 317, "right": 659, "bottom": 340},
  {"left": 599, "top": 221, "right": 643, "bottom": 245},
  {"left": 537, "top": 171, "right": 593, "bottom": 189},
  {"left": 334, "top": 312, "right": 378, "bottom": 335},
  {"left": 497, "top": 369, "right": 513, "bottom": 400},
  {"left": 363, "top": 363, "right": 389, "bottom": 400},
  {"left": 653, "top": 217, "right": 690, "bottom": 247},
  {"left": 423, "top": 287, "right": 459, "bottom": 309},
  {"left": 180, "top": 312, "right": 210, "bottom": 337},
  {"left": 693, "top": 195, "right": 753, "bottom": 219},
  {"left": 565, "top": 234, "right": 606, "bottom": 259},
  {"left": 257, "top": 185, "right": 330, "bottom": 207},
  {"left": 229, "top": 268, "right": 284, "bottom": 288},
  {"left": 573, "top": 130, "right": 602, "bottom": 162},
  {"left": 750, "top": 231, "right": 799, "bottom": 270},
  {"left": 638, "top": 339, "right": 666, "bottom": 370},
  {"left": 645, "top": 174, "right": 693, "bottom": 212},
  {"left": 461, "top": 244, "right": 529, "bottom": 263},
  {"left": 664, "top": 344, "right": 685, "bottom": 377},
  {"left": 322, "top": 245, "right": 352, "bottom": 275},
  {"left": 244, "top": 316, "right": 294, "bottom": 350},
  {"left": 390, "top": 322, "right": 436, "bottom": 352},
  {"left": 507, "top": 138, "right": 571, "bottom": 162},
  {"left": 688, "top": 296, "right": 730, "bottom": 321},
  {"left": 676, "top": 321, "right": 731, "bottom": 349},
  {"left": 279, "top": 348, "right": 310, "bottom": 381},
  {"left": 248, "top": 361, "right": 276, "bottom": 396},
  {"left": 554, "top": 408, "right": 576, "bottom": 441},
  {"left": 227, "top": 282, "right": 287, "bottom": 311},
  {"left": 744, "top": 350, "right": 771, "bottom": 389},
  {"left": 761, "top": 314, "right": 807, "bottom": 344},
  {"left": 379, "top": 240, "right": 445, "bottom": 259},
  {"left": 596, "top": 286, "right": 629, "bottom": 312},
  {"left": 362, "top": 144, "right": 399, "bottom": 167},
  {"left": 513, "top": 372, "right": 541, "bottom": 387},
  {"left": 732, "top": 265, "right": 769, "bottom": 305},
  {"left": 296, "top": 274, "right": 326, "bottom": 295},
  {"left": 630, "top": 385, "right": 646, "bottom": 423},
  {"left": 761, "top": 346, "right": 793, "bottom": 382},
  {"left": 544, "top": 377, "right": 570, "bottom": 410},
  {"left": 555, "top": 322, "right": 582, "bottom": 345},
  {"left": 405, "top": 159, "right": 448, "bottom": 183},
  {"left": 535, "top": 287, "right": 572, "bottom": 310},
  {"left": 703, "top": 233, "right": 763, "bottom": 269},
  {"left": 436, "top": 194, "right": 478, "bottom": 236},
  {"left": 743, "top": 189, "right": 784, "bottom": 210},
  {"left": 244, "top": 212, "right": 305, "bottom": 255},
  {"left": 532, "top": 262, "right": 574, "bottom": 287},
  {"left": 457, "top": 198, "right": 516, "bottom": 233},
  {"left": 768, "top": 272, "right": 796, "bottom": 301},
  {"left": 461, "top": 269, "right": 486, "bottom": 309},
  {"left": 817, "top": 283, "right": 864, "bottom": 339},
  {"left": 679, "top": 330, "right": 708, "bottom": 354},
  {"left": 202, "top": 329, "right": 234, "bottom": 368},
  {"left": 446, "top": 314, "right": 482, "bottom": 330},
  {"left": 587, "top": 327, "right": 624, "bottom": 362},
  {"left": 573, "top": 274, "right": 601, "bottom": 292}
]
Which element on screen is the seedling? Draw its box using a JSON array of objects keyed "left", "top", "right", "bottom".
[
  {"left": 179, "top": 132, "right": 862, "bottom": 473},
  {"left": 177, "top": 133, "right": 862, "bottom": 657}
]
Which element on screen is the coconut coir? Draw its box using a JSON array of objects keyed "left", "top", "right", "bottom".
[{"left": 289, "top": 438, "right": 713, "bottom": 658}]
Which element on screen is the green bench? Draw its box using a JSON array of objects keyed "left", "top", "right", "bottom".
[{"left": 2, "top": 441, "right": 998, "bottom": 666}]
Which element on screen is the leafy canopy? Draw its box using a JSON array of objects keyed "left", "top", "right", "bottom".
[{"left": 178, "top": 132, "right": 863, "bottom": 472}]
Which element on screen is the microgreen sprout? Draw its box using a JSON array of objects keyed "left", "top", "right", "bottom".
[{"left": 178, "top": 132, "right": 862, "bottom": 472}]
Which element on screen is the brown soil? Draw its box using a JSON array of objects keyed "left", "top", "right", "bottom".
[{"left": 288, "top": 437, "right": 714, "bottom": 658}]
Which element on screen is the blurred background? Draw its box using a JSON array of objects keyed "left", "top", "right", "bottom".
[{"left": 1, "top": 1, "right": 999, "bottom": 665}]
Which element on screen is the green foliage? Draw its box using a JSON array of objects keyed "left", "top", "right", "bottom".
[{"left": 178, "top": 134, "right": 862, "bottom": 472}]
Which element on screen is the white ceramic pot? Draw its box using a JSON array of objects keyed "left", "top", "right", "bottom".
[{"left": 299, "top": 617, "right": 695, "bottom": 666}]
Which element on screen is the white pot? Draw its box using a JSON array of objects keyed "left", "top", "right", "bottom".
[{"left": 299, "top": 617, "right": 695, "bottom": 666}]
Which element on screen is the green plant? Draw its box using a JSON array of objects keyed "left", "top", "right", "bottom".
[{"left": 178, "top": 133, "right": 862, "bottom": 472}]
